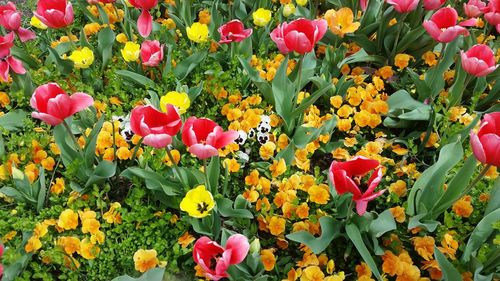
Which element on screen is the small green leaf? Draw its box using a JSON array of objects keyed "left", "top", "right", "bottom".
[
  {"left": 115, "top": 70, "right": 156, "bottom": 88},
  {"left": 286, "top": 216, "right": 341, "bottom": 254},
  {"left": 0, "top": 110, "right": 27, "bottom": 131},
  {"left": 174, "top": 50, "right": 207, "bottom": 80},
  {"left": 111, "top": 268, "right": 165, "bottom": 281},
  {"left": 97, "top": 27, "right": 115, "bottom": 70}
]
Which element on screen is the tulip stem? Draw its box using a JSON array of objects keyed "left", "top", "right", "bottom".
[
  {"left": 130, "top": 138, "right": 143, "bottom": 163},
  {"left": 459, "top": 163, "right": 492, "bottom": 199},
  {"left": 222, "top": 164, "right": 229, "bottom": 196},
  {"left": 62, "top": 120, "right": 81, "bottom": 153},
  {"left": 65, "top": 28, "right": 77, "bottom": 50},
  {"left": 165, "top": 146, "right": 186, "bottom": 188},
  {"left": 203, "top": 158, "right": 211, "bottom": 193}
]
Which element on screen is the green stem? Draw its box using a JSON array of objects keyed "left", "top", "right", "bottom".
[
  {"left": 62, "top": 120, "right": 81, "bottom": 152},
  {"left": 130, "top": 138, "right": 143, "bottom": 163},
  {"left": 203, "top": 158, "right": 211, "bottom": 193},
  {"left": 165, "top": 146, "right": 186, "bottom": 188},
  {"left": 222, "top": 164, "right": 229, "bottom": 196},
  {"left": 459, "top": 164, "right": 492, "bottom": 199},
  {"left": 65, "top": 28, "right": 77, "bottom": 50}
]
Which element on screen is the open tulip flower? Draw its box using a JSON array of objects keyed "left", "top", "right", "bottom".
[
  {"left": 182, "top": 117, "right": 239, "bottom": 159},
  {"left": 470, "top": 112, "right": 500, "bottom": 167},
  {"left": 386, "top": 0, "right": 419, "bottom": 13},
  {"left": 130, "top": 104, "right": 182, "bottom": 148},
  {"left": 34, "top": 0, "right": 74, "bottom": 29},
  {"left": 463, "top": 0, "right": 486, "bottom": 18},
  {"left": 218, "top": 20, "right": 253, "bottom": 44},
  {"left": 0, "top": 2, "right": 36, "bottom": 42},
  {"left": 193, "top": 234, "right": 250, "bottom": 281},
  {"left": 140, "top": 40, "right": 164, "bottom": 67},
  {"left": 30, "top": 83, "right": 94, "bottom": 126},
  {"left": 270, "top": 18, "right": 327, "bottom": 54},
  {"left": 461, "top": 44, "right": 498, "bottom": 77},
  {"left": 180, "top": 185, "right": 215, "bottom": 218},
  {"left": 423, "top": 7, "right": 476, "bottom": 43},
  {"left": 129, "top": 0, "right": 158, "bottom": 38},
  {"left": 329, "top": 156, "right": 385, "bottom": 216}
]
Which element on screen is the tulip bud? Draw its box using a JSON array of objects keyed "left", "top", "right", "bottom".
[
  {"left": 296, "top": 0, "right": 308, "bottom": 6},
  {"left": 283, "top": 4, "right": 296, "bottom": 17},
  {"left": 249, "top": 238, "right": 261, "bottom": 254},
  {"left": 11, "top": 166, "right": 24, "bottom": 180}
]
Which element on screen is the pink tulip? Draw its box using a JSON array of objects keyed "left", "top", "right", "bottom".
[
  {"left": 270, "top": 18, "right": 327, "bottom": 54},
  {"left": 182, "top": 117, "right": 238, "bottom": 159},
  {"left": 0, "top": 32, "right": 25, "bottom": 82},
  {"left": 30, "top": 83, "right": 94, "bottom": 126},
  {"left": 423, "top": 7, "right": 476, "bottom": 43},
  {"left": 328, "top": 156, "right": 385, "bottom": 216},
  {"left": 464, "top": 0, "right": 486, "bottom": 18},
  {"left": 193, "top": 234, "right": 250, "bottom": 281},
  {"left": 0, "top": 243, "right": 3, "bottom": 278},
  {"left": 461, "top": 44, "right": 498, "bottom": 77},
  {"left": 129, "top": 0, "right": 158, "bottom": 38},
  {"left": 218, "top": 20, "right": 253, "bottom": 44},
  {"left": 470, "top": 112, "right": 500, "bottom": 167},
  {"left": 130, "top": 104, "right": 182, "bottom": 148},
  {"left": 484, "top": 0, "right": 500, "bottom": 26},
  {"left": 0, "top": 2, "right": 36, "bottom": 42},
  {"left": 386, "top": 0, "right": 419, "bottom": 13},
  {"left": 423, "top": 0, "right": 446, "bottom": 10},
  {"left": 360, "top": 0, "right": 368, "bottom": 11},
  {"left": 34, "top": 0, "right": 73, "bottom": 29},
  {"left": 140, "top": 40, "right": 163, "bottom": 67},
  {"left": 87, "top": 0, "right": 115, "bottom": 3}
]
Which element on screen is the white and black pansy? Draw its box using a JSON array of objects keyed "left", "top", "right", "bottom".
[
  {"left": 257, "top": 116, "right": 271, "bottom": 134},
  {"left": 257, "top": 132, "right": 269, "bottom": 145},
  {"left": 234, "top": 130, "right": 248, "bottom": 145},
  {"left": 248, "top": 128, "right": 256, "bottom": 139}
]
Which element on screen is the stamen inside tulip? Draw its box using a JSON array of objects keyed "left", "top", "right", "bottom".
[
  {"left": 209, "top": 253, "right": 222, "bottom": 270},
  {"left": 197, "top": 202, "right": 210, "bottom": 213}
]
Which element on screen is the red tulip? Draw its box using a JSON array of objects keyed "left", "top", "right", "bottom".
[
  {"left": 0, "top": 32, "right": 26, "bottom": 82},
  {"left": 130, "top": 104, "right": 182, "bottom": 148},
  {"left": 461, "top": 44, "right": 498, "bottom": 77},
  {"left": 129, "top": 0, "right": 158, "bottom": 38},
  {"left": 470, "top": 112, "right": 500, "bottom": 167},
  {"left": 386, "top": 0, "right": 419, "bottom": 13},
  {"left": 140, "top": 40, "right": 163, "bottom": 67},
  {"left": 484, "top": 0, "right": 500, "bottom": 26},
  {"left": 0, "top": 243, "right": 3, "bottom": 278},
  {"left": 87, "top": 0, "right": 115, "bottom": 3},
  {"left": 0, "top": 2, "right": 36, "bottom": 42},
  {"left": 270, "top": 18, "right": 327, "bottom": 54},
  {"left": 182, "top": 117, "right": 238, "bottom": 159},
  {"left": 423, "top": 7, "right": 476, "bottom": 43},
  {"left": 423, "top": 0, "right": 446, "bottom": 10},
  {"left": 328, "top": 156, "right": 385, "bottom": 216},
  {"left": 464, "top": 0, "right": 486, "bottom": 18},
  {"left": 360, "top": 0, "right": 368, "bottom": 11},
  {"left": 34, "top": 0, "right": 74, "bottom": 29},
  {"left": 30, "top": 83, "right": 94, "bottom": 126},
  {"left": 218, "top": 20, "right": 253, "bottom": 44},
  {"left": 193, "top": 234, "right": 249, "bottom": 281}
]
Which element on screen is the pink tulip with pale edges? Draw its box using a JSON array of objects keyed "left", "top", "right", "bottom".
[
  {"left": 130, "top": 104, "right": 182, "bottom": 148},
  {"left": 218, "top": 20, "right": 253, "bottom": 44},
  {"left": 386, "top": 0, "right": 419, "bottom": 13},
  {"left": 270, "top": 18, "right": 327, "bottom": 54},
  {"left": 484, "top": 0, "right": 500, "bottom": 26},
  {"left": 0, "top": 32, "right": 26, "bottom": 82},
  {"left": 34, "top": 0, "right": 73, "bottom": 29},
  {"left": 329, "top": 156, "right": 386, "bottom": 216},
  {"left": 470, "top": 112, "right": 500, "bottom": 167},
  {"left": 182, "top": 117, "right": 239, "bottom": 159},
  {"left": 464, "top": 0, "right": 486, "bottom": 18},
  {"left": 423, "top": 0, "right": 446, "bottom": 10},
  {"left": 30, "top": 83, "right": 94, "bottom": 126},
  {"left": 0, "top": 2, "right": 36, "bottom": 42},
  {"left": 423, "top": 7, "right": 476, "bottom": 43},
  {"left": 193, "top": 234, "right": 250, "bottom": 281},
  {"left": 140, "top": 40, "right": 164, "bottom": 67},
  {"left": 460, "top": 44, "right": 498, "bottom": 77},
  {"left": 129, "top": 0, "right": 158, "bottom": 38}
]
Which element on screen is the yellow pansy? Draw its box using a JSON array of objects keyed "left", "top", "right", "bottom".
[
  {"left": 121, "top": 41, "right": 140, "bottom": 62},
  {"left": 324, "top": 8, "right": 360, "bottom": 38},
  {"left": 253, "top": 8, "right": 272, "bottom": 27},
  {"left": 57, "top": 209, "right": 79, "bottom": 230},
  {"left": 68, "top": 47, "right": 95, "bottom": 69},
  {"left": 186, "top": 22, "right": 209, "bottom": 43},
  {"left": 30, "top": 16, "right": 47, "bottom": 29},
  {"left": 179, "top": 185, "right": 215, "bottom": 218},
  {"left": 160, "top": 91, "right": 190, "bottom": 114},
  {"left": 134, "top": 249, "right": 160, "bottom": 273}
]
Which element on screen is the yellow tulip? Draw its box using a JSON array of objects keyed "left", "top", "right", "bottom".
[
  {"left": 253, "top": 8, "right": 272, "bottom": 27},
  {"left": 186, "top": 22, "right": 209, "bottom": 43},
  {"left": 296, "top": 0, "right": 308, "bottom": 6},
  {"left": 68, "top": 47, "right": 95, "bottom": 69},
  {"left": 160, "top": 91, "right": 190, "bottom": 114},
  {"left": 121, "top": 42, "right": 140, "bottom": 62},
  {"left": 30, "top": 16, "right": 47, "bottom": 29},
  {"left": 283, "top": 4, "right": 296, "bottom": 17},
  {"left": 180, "top": 185, "right": 215, "bottom": 218}
]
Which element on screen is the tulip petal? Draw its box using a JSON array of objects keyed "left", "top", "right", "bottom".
[
  {"left": 6, "top": 56, "right": 25, "bottom": 74},
  {"left": 137, "top": 9, "right": 152, "bottom": 38},
  {"left": 332, "top": 169, "right": 363, "bottom": 198},
  {"left": 69, "top": 92, "right": 94, "bottom": 115},
  {"left": 143, "top": 133, "right": 172, "bottom": 148},
  {"left": 224, "top": 234, "right": 250, "bottom": 265},
  {"left": 479, "top": 133, "right": 500, "bottom": 166},
  {"left": 470, "top": 131, "right": 487, "bottom": 163},
  {"left": 31, "top": 112, "right": 63, "bottom": 126},
  {"left": 284, "top": 30, "right": 313, "bottom": 54},
  {"left": 355, "top": 200, "right": 368, "bottom": 216},
  {"left": 16, "top": 28, "right": 36, "bottom": 42},
  {"left": 0, "top": 60, "right": 9, "bottom": 82},
  {"left": 188, "top": 143, "right": 219, "bottom": 159},
  {"left": 365, "top": 168, "right": 383, "bottom": 195}
]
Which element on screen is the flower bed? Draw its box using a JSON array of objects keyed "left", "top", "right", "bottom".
[{"left": 0, "top": 0, "right": 499, "bottom": 280}]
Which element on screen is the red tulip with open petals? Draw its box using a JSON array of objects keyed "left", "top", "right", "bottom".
[
  {"left": 270, "top": 18, "right": 327, "bottom": 54},
  {"left": 34, "top": 0, "right": 73, "bottom": 29},
  {"left": 470, "top": 112, "right": 500, "bottom": 167},
  {"left": 329, "top": 156, "right": 385, "bottom": 216},
  {"left": 140, "top": 40, "right": 163, "bottom": 67},
  {"left": 0, "top": 2, "right": 36, "bottom": 42},
  {"left": 182, "top": 117, "right": 239, "bottom": 159},
  {"left": 386, "top": 0, "right": 419, "bottom": 13},
  {"left": 193, "top": 234, "right": 250, "bottom": 281},
  {"left": 423, "top": 7, "right": 476, "bottom": 43},
  {"left": 218, "top": 20, "right": 253, "bottom": 44},
  {"left": 30, "top": 83, "right": 94, "bottom": 126},
  {"left": 130, "top": 104, "right": 182, "bottom": 148},
  {"left": 461, "top": 44, "right": 498, "bottom": 77},
  {"left": 129, "top": 0, "right": 158, "bottom": 38}
]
